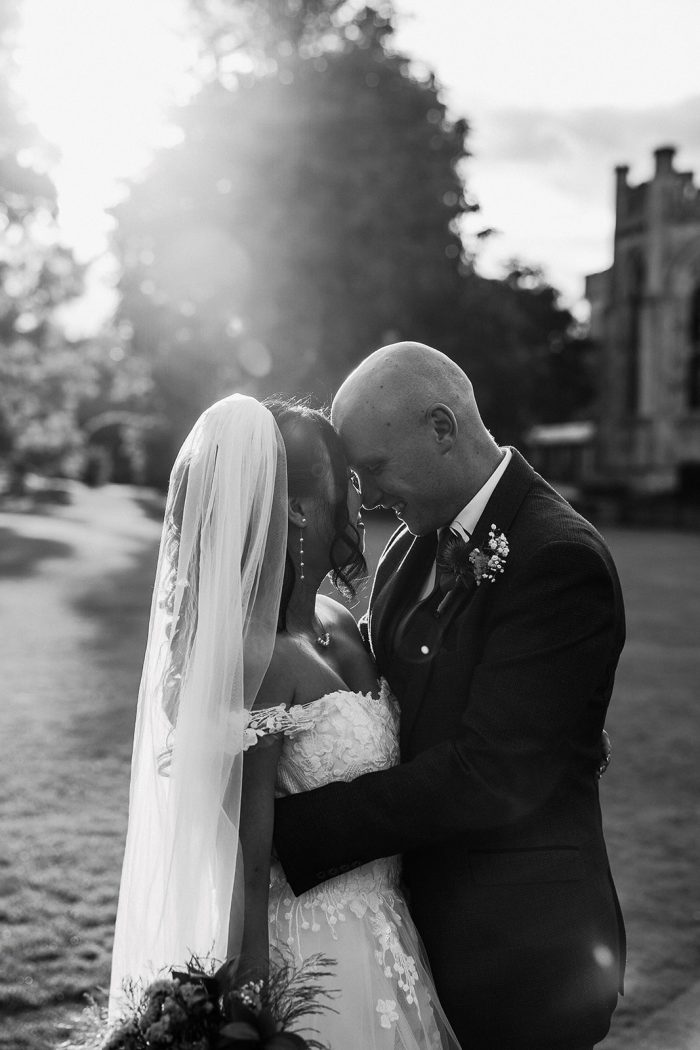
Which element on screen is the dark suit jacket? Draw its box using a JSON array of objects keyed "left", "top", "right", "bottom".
[{"left": 274, "top": 450, "right": 626, "bottom": 1049}]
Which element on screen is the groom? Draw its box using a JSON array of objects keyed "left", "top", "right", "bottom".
[{"left": 274, "top": 342, "right": 626, "bottom": 1049}]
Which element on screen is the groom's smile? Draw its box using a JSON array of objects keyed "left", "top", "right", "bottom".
[{"left": 331, "top": 422, "right": 455, "bottom": 536}]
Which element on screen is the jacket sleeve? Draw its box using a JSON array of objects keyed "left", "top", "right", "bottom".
[{"left": 273, "top": 539, "right": 624, "bottom": 894}]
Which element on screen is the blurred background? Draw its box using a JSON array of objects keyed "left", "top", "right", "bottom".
[
  {"left": 1, "top": 2, "right": 699, "bottom": 1048},
  {"left": 1, "top": 0, "right": 698, "bottom": 497}
]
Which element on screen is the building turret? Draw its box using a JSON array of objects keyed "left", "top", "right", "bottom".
[
  {"left": 653, "top": 145, "right": 676, "bottom": 176},
  {"left": 585, "top": 146, "right": 700, "bottom": 496}
]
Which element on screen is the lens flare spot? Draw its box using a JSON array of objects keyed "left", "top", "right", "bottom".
[
  {"left": 593, "top": 944, "right": 614, "bottom": 969},
  {"left": 237, "top": 339, "right": 272, "bottom": 378}
]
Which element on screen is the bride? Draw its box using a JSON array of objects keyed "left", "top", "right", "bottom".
[{"left": 109, "top": 393, "right": 460, "bottom": 1049}]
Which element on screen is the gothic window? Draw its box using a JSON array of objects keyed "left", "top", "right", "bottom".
[{"left": 688, "top": 285, "right": 700, "bottom": 409}]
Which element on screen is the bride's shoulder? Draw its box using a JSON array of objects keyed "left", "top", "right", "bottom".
[
  {"left": 253, "top": 635, "right": 298, "bottom": 711},
  {"left": 316, "top": 594, "right": 361, "bottom": 639}
]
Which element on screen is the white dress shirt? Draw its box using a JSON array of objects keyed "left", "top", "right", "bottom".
[{"left": 416, "top": 447, "right": 512, "bottom": 603}]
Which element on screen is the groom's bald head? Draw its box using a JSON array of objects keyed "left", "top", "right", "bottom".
[
  {"left": 332, "top": 342, "right": 502, "bottom": 534},
  {"left": 332, "top": 342, "right": 478, "bottom": 421}
]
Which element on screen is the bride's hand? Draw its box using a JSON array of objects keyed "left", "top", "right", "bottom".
[{"left": 217, "top": 952, "right": 269, "bottom": 989}]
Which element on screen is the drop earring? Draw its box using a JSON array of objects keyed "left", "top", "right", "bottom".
[{"left": 299, "top": 518, "right": 306, "bottom": 581}]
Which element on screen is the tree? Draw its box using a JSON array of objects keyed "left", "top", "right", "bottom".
[
  {"left": 113, "top": 0, "right": 592, "bottom": 483},
  {"left": 0, "top": 3, "right": 91, "bottom": 484},
  {"left": 113, "top": 4, "right": 473, "bottom": 477},
  {"left": 444, "top": 265, "right": 595, "bottom": 444},
  {"left": 188, "top": 0, "right": 365, "bottom": 71},
  {"left": 501, "top": 264, "right": 595, "bottom": 428}
]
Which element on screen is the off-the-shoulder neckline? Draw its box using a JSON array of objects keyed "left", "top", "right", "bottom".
[{"left": 291, "top": 676, "right": 390, "bottom": 713}]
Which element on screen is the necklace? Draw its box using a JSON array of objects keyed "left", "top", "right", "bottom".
[{"left": 315, "top": 617, "right": 331, "bottom": 647}]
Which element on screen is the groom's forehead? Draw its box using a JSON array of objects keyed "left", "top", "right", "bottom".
[
  {"left": 340, "top": 406, "right": 413, "bottom": 460},
  {"left": 342, "top": 430, "right": 400, "bottom": 468},
  {"left": 343, "top": 437, "right": 380, "bottom": 464}
]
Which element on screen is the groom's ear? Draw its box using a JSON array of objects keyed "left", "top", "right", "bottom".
[
  {"left": 427, "top": 403, "right": 457, "bottom": 451},
  {"left": 287, "top": 496, "right": 307, "bottom": 527}
]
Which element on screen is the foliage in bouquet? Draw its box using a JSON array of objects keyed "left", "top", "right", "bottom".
[
  {"left": 60, "top": 953, "right": 336, "bottom": 1050},
  {"left": 103, "top": 973, "right": 216, "bottom": 1050}
]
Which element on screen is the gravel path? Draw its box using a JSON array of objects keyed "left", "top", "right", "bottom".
[{"left": 0, "top": 485, "right": 162, "bottom": 1049}]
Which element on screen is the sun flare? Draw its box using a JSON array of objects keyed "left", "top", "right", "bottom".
[{"left": 17, "top": 0, "right": 195, "bottom": 259}]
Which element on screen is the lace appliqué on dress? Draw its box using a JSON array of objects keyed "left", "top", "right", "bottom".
[
  {"left": 269, "top": 682, "right": 426, "bottom": 1032},
  {"left": 270, "top": 859, "right": 422, "bottom": 1024},
  {"left": 243, "top": 705, "right": 315, "bottom": 751},
  {"left": 370, "top": 904, "right": 420, "bottom": 1010},
  {"left": 275, "top": 681, "right": 399, "bottom": 793}
]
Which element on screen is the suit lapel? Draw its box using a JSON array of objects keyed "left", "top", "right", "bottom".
[
  {"left": 465, "top": 447, "right": 534, "bottom": 559},
  {"left": 370, "top": 530, "right": 436, "bottom": 670}
]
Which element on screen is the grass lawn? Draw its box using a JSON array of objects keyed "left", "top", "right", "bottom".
[{"left": 0, "top": 486, "right": 698, "bottom": 1048}]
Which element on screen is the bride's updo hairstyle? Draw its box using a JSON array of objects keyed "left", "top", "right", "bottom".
[{"left": 263, "top": 398, "right": 366, "bottom": 628}]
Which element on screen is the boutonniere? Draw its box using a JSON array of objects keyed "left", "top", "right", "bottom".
[
  {"left": 469, "top": 524, "right": 510, "bottom": 585},
  {"left": 435, "top": 524, "right": 509, "bottom": 615}
]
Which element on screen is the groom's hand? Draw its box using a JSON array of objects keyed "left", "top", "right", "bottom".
[
  {"left": 596, "top": 729, "right": 612, "bottom": 779},
  {"left": 358, "top": 612, "right": 372, "bottom": 654}
]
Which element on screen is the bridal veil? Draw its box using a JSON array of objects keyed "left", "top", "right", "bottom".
[{"left": 109, "top": 394, "right": 287, "bottom": 1014}]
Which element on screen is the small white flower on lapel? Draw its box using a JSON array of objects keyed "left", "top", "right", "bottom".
[{"left": 469, "top": 525, "right": 509, "bottom": 585}]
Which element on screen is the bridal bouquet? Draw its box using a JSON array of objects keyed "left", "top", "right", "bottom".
[{"left": 61, "top": 953, "right": 337, "bottom": 1050}]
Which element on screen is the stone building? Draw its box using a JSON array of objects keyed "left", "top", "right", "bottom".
[{"left": 585, "top": 146, "right": 700, "bottom": 496}]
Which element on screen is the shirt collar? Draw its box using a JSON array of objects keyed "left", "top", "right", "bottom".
[{"left": 450, "top": 448, "right": 512, "bottom": 541}]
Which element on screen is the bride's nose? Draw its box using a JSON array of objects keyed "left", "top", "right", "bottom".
[
  {"left": 361, "top": 495, "right": 383, "bottom": 513},
  {"left": 358, "top": 476, "right": 381, "bottom": 510}
]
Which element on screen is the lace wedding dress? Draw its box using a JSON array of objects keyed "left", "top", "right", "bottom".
[{"left": 256, "top": 679, "right": 460, "bottom": 1050}]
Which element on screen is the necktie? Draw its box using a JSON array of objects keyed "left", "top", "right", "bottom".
[
  {"left": 431, "top": 526, "right": 461, "bottom": 602},
  {"left": 393, "top": 527, "right": 465, "bottom": 647}
]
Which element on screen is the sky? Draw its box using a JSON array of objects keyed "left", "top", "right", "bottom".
[
  {"left": 16, "top": 0, "right": 700, "bottom": 330},
  {"left": 392, "top": 0, "right": 700, "bottom": 308}
]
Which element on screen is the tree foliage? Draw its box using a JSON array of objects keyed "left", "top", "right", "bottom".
[
  {"left": 446, "top": 265, "right": 595, "bottom": 444},
  {"left": 112, "top": 1, "right": 596, "bottom": 483},
  {"left": 188, "top": 0, "right": 365, "bottom": 70},
  {"left": 113, "top": 4, "right": 472, "bottom": 475},
  {"left": 0, "top": 0, "right": 598, "bottom": 491},
  {"left": 0, "top": 3, "right": 92, "bottom": 481}
]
